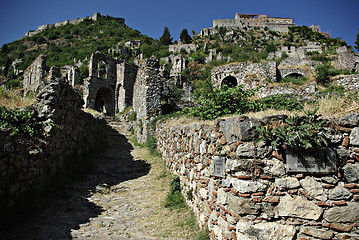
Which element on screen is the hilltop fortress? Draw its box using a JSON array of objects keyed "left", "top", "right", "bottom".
[{"left": 25, "top": 12, "right": 125, "bottom": 37}]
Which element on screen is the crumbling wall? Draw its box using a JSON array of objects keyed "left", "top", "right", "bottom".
[
  {"left": 132, "top": 58, "right": 168, "bottom": 143},
  {"left": 0, "top": 78, "right": 107, "bottom": 223},
  {"left": 333, "top": 52, "right": 359, "bottom": 73},
  {"left": 23, "top": 54, "right": 48, "bottom": 94},
  {"left": 156, "top": 113, "right": 359, "bottom": 240}
]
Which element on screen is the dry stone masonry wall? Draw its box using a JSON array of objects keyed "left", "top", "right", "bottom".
[
  {"left": 0, "top": 78, "right": 107, "bottom": 222},
  {"left": 156, "top": 114, "right": 359, "bottom": 240}
]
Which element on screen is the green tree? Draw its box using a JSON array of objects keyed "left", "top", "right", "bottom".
[
  {"left": 180, "top": 29, "right": 192, "bottom": 44},
  {"left": 355, "top": 28, "right": 359, "bottom": 51},
  {"left": 314, "top": 63, "right": 331, "bottom": 86},
  {"left": 160, "top": 27, "right": 173, "bottom": 46}
]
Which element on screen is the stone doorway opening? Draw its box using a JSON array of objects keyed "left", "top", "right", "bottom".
[
  {"left": 221, "top": 76, "right": 238, "bottom": 88},
  {"left": 95, "top": 87, "right": 114, "bottom": 115}
]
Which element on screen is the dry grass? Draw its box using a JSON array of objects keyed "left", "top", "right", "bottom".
[
  {"left": 305, "top": 94, "right": 359, "bottom": 118},
  {"left": 127, "top": 145, "right": 203, "bottom": 239},
  {"left": 159, "top": 115, "right": 214, "bottom": 128},
  {"left": 0, "top": 89, "right": 36, "bottom": 109}
]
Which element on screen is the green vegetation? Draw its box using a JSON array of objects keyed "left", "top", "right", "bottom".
[
  {"left": 281, "top": 76, "right": 308, "bottom": 85},
  {"left": 0, "top": 106, "right": 52, "bottom": 136},
  {"left": 164, "top": 175, "right": 185, "bottom": 209},
  {"left": 0, "top": 17, "right": 161, "bottom": 76},
  {"left": 160, "top": 27, "right": 173, "bottom": 46},
  {"left": 188, "top": 85, "right": 303, "bottom": 120},
  {"left": 180, "top": 29, "right": 192, "bottom": 44},
  {"left": 257, "top": 108, "right": 328, "bottom": 150}
]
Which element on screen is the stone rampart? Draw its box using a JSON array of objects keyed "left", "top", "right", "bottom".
[
  {"left": 156, "top": 113, "right": 359, "bottom": 239},
  {"left": 0, "top": 79, "right": 107, "bottom": 223}
]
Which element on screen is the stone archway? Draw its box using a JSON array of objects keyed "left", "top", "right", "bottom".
[
  {"left": 95, "top": 87, "right": 114, "bottom": 115},
  {"left": 221, "top": 76, "right": 238, "bottom": 88}
]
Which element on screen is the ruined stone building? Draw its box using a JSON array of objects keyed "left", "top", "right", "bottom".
[
  {"left": 201, "top": 13, "right": 295, "bottom": 37},
  {"left": 83, "top": 52, "right": 138, "bottom": 116},
  {"left": 23, "top": 55, "right": 80, "bottom": 95}
]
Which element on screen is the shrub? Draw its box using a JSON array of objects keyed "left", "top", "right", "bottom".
[
  {"left": 314, "top": 63, "right": 331, "bottom": 86},
  {"left": 189, "top": 85, "right": 261, "bottom": 120},
  {"left": 257, "top": 108, "right": 328, "bottom": 150},
  {"left": 0, "top": 106, "right": 47, "bottom": 136}
]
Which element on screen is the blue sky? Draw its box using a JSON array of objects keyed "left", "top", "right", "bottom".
[{"left": 0, "top": 0, "right": 358, "bottom": 51}]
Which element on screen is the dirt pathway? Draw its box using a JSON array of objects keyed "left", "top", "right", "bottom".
[{"left": 1, "top": 120, "right": 200, "bottom": 240}]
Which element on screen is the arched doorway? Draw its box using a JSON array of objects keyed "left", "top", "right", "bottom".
[
  {"left": 221, "top": 76, "right": 237, "bottom": 88},
  {"left": 95, "top": 87, "right": 114, "bottom": 115}
]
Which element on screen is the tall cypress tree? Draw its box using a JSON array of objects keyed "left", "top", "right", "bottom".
[
  {"left": 160, "top": 27, "right": 173, "bottom": 46},
  {"left": 179, "top": 29, "right": 192, "bottom": 44}
]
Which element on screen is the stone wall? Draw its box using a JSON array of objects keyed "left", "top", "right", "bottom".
[
  {"left": 156, "top": 113, "right": 359, "bottom": 240},
  {"left": 334, "top": 74, "right": 359, "bottom": 92},
  {"left": 0, "top": 78, "right": 107, "bottom": 222},
  {"left": 169, "top": 43, "right": 199, "bottom": 54},
  {"left": 211, "top": 61, "right": 277, "bottom": 88},
  {"left": 333, "top": 52, "right": 359, "bottom": 73},
  {"left": 132, "top": 58, "right": 167, "bottom": 143},
  {"left": 23, "top": 54, "right": 48, "bottom": 94}
]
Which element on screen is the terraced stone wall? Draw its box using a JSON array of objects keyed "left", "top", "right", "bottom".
[{"left": 156, "top": 114, "right": 359, "bottom": 239}]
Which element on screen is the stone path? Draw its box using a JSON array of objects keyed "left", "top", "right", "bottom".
[{"left": 1, "top": 120, "right": 198, "bottom": 240}]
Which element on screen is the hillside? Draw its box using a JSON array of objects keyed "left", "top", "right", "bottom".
[{"left": 0, "top": 15, "right": 164, "bottom": 81}]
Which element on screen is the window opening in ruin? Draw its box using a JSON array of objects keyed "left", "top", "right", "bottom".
[
  {"left": 221, "top": 76, "right": 238, "bottom": 88},
  {"left": 98, "top": 61, "right": 108, "bottom": 80},
  {"left": 95, "top": 87, "right": 112, "bottom": 115}
]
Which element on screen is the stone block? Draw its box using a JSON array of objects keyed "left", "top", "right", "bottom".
[
  {"left": 300, "top": 176, "right": 327, "bottom": 201},
  {"left": 300, "top": 226, "right": 334, "bottom": 239},
  {"left": 275, "top": 177, "right": 300, "bottom": 190},
  {"left": 218, "top": 116, "right": 258, "bottom": 143},
  {"left": 329, "top": 186, "right": 352, "bottom": 200},
  {"left": 350, "top": 127, "right": 359, "bottom": 146},
  {"left": 235, "top": 142, "right": 256, "bottom": 158},
  {"left": 231, "top": 178, "right": 268, "bottom": 194},
  {"left": 343, "top": 163, "right": 359, "bottom": 182},
  {"left": 236, "top": 221, "right": 296, "bottom": 240},
  {"left": 277, "top": 195, "right": 323, "bottom": 220},
  {"left": 227, "top": 194, "right": 260, "bottom": 215},
  {"left": 323, "top": 202, "right": 359, "bottom": 223}
]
